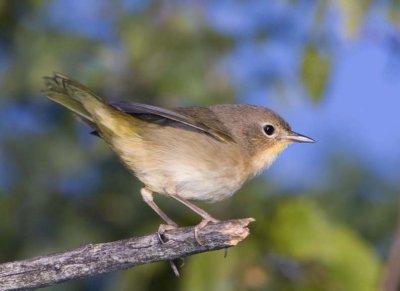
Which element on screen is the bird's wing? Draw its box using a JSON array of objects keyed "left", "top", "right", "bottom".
[{"left": 110, "top": 101, "right": 233, "bottom": 142}]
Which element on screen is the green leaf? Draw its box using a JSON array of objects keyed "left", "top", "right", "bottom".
[
  {"left": 267, "top": 198, "right": 382, "bottom": 291},
  {"left": 300, "top": 45, "right": 331, "bottom": 103},
  {"left": 337, "top": 0, "right": 372, "bottom": 38}
]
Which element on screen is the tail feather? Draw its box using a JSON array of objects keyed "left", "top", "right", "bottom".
[
  {"left": 43, "top": 73, "right": 140, "bottom": 139},
  {"left": 43, "top": 73, "right": 108, "bottom": 130}
]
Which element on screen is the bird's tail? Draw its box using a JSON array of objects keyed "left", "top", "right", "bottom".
[
  {"left": 43, "top": 73, "right": 107, "bottom": 125},
  {"left": 43, "top": 73, "right": 135, "bottom": 136}
]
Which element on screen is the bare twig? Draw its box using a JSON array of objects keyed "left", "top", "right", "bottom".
[{"left": 0, "top": 218, "right": 254, "bottom": 291}]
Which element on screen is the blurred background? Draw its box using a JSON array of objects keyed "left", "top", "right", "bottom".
[{"left": 0, "top": 1, "right": 399, "bottom": 290}]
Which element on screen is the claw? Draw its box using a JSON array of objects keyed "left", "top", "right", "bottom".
[
  {"left": 170, "top": 260, "right": 180, "bottom": 277},
  {"left": 156, "top": 223, "right": 182, "bottom": 276},
  {"left": 194, "top": 218, "right": 219, "bottom": 245},
  {"left": 224, "top": 247, "right": 228, "bottom": 258},
  {"left": 170, "top": 258, "right": 185, "bottom": 277},
  {"left": 157, "top": 223, "right": 178, "bottom": 244}
]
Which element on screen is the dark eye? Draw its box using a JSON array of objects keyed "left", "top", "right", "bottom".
[{"left": 263, "top": 125, "right": 275, "bottom": 136}]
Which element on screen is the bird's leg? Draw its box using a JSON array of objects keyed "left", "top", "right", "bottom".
[
  {"left": 140, "top": 188, "right": 178, "bottom": 241},
  {"left": 169, "top": 194, "right": 219, "bottom": 245},
  {"left": 140, "top": 187, "right": 182, "bottom": 277},
  {"left": 169, "top": 193, "right": 219, "bottom": 223}
]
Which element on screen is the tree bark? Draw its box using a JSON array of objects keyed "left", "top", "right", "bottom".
[{"left": 0, "top": 218, "right": 254, "bottom": 290}]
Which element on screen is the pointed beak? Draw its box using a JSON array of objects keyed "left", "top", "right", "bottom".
[{"left": 281, "top": 131, "right": 316, "bottom": 143}]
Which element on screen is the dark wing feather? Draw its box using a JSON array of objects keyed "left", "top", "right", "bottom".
[{"left": 110, "top": 101, "right": 233, "bottom": 142}]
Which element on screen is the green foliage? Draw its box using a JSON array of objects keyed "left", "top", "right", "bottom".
[
  {"left": 119, "top": 15, "right": 234, "bottom": 105},
  {"left": 300, "top": 45, "right": 330, "bottom": 103},
  {"left": 267, "top": 198, "right": 381, "bottom": 291},
  {"left": 337, "top": 0, "right": 373, "bottom": 38},
  {"left": 388, "top": 0, "right": 400, "bottom": 28}
]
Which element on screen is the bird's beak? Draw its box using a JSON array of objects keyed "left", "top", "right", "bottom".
[{"left": 281, "top": 131, "right": 315, "bottom": 143}]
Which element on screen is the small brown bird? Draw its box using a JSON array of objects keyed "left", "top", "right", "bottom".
[{"left": 43, "top": 73, "right": 314, "bottom": 240}]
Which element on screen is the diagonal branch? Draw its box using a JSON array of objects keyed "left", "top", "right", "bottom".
[{"left": 0, "top": 218, "right": 254, "bottom": 291}]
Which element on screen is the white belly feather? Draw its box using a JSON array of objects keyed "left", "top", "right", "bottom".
[{"left": 112, "top": 127, "right": 246, "bottom": 202}]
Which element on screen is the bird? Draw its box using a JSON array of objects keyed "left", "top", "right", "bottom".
[{"left": 43, "top": 73, "right": 315, "bottom": 242}]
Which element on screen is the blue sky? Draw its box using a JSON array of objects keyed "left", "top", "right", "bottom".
[{"left": 268, "top": 41, "right": 400, "bottom": 189}]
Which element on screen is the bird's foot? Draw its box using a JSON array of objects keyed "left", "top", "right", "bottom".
[
  {"left": 156, "top": 223, "right": 183, "bottom": 277},
  {"left": 157, "top": 223, "right": 178, "bottom": 244},
  {"left": 194, "top": 217, "right": 219, "bottom": 245}
]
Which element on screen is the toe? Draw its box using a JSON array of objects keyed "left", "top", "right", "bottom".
[
  {"left": 194, "top": 227, "right": 204, "bottom": 245},
  {"left": 194, "top": 218, "right": 219, "bottom": 245},
  {"left": 158, "top": 223, "right": 178, "bottom": 244}
]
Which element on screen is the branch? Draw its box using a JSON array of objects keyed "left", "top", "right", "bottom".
[{"left": 0, "top": 218, "right": 254, "bottom": 290}]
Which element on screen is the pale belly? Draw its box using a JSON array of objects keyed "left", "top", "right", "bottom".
[
  {"left": 111, "top": 127, "right": 247, "bottom": 203},
  {"left": 138, "top": 163, "right": 245, "bottom": 203}
]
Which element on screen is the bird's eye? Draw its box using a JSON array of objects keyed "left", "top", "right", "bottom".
[{"left": 263, "top": 125, "right": 275, "bottom": 136}]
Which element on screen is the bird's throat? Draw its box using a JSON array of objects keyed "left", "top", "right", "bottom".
[{"left": 250, "top": 142, "right": 289, "bottom": 177}]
